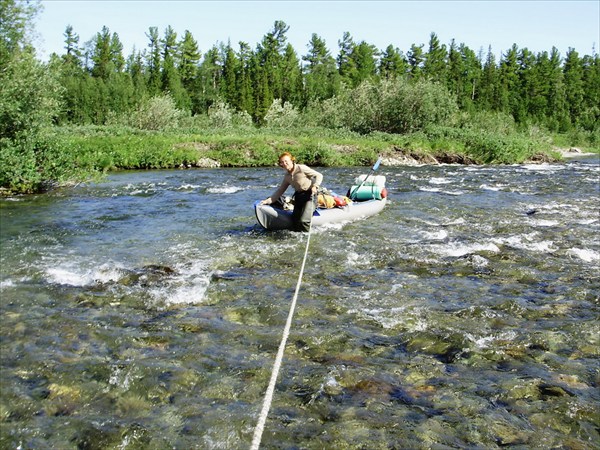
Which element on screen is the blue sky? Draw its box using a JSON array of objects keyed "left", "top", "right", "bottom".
[{"left": 34, "top": 1, "right": 599, "bottom": 61}]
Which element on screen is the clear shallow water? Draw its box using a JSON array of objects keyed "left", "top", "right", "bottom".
[{"left": 1, "top": 158, "right": 599, "bottom": 449}]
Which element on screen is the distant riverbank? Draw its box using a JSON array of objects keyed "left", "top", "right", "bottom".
[{"left": 1, "top": 125, "right": 597, "bottom": 196}]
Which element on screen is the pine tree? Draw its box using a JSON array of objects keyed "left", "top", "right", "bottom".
[{"left": 63, "top": 24, "right": 81, "bottom": 66}]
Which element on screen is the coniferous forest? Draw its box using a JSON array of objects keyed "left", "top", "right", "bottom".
[{"left": 1, "top": 0, "right": 599, "bottom": 193}]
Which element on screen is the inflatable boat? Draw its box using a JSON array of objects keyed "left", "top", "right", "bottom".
[{"left": 254, "top": 174, "right": 388, "bottom": 231}]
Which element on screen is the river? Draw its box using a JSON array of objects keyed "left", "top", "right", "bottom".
[{"left": 0, "top": 156, "right": 598, "bottom": 449}]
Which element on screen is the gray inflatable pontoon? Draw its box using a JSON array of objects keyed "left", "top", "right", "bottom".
[{"left": 254, "top": 198, "right": 387, "bottom": 231}]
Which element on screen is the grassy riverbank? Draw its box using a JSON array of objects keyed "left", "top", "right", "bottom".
[
  {"left": 44, "top": 123, "right": 595, "bottom": 168},
  {"left": 1, "top": 123, "right": 598, "bottom": 195}
]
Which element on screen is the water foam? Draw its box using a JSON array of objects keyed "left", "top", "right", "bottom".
[
  {"left": 432, "top": 242, "right": 501, "bottom": 258},
  {"left": 566, "top": 248, "right": 600, "bottom": 262},
  {"left": 493, "top": 234, "right": 557, "bottom": 253},
  {"left": 480, "top": 184, "right": 506, "bottom": 191},
  {"left": 0, "top": 279, "right": 15, "bottom": 289},
  {"left": 419, "top": 187, "right": 464, "bottom": 196},
  {"left": 207, "top": 186, "right": 244, "bottom": 194},
  {"left": 418, "top": 230, "right": 448, "bottom": 241},
  {"left": 429, "top": 177, "right": 453, "bottom": 185},
  {"left": 45, "top": 263, "right": 125, "bottom": 286},
  {"left": 153, "top": 259, "right": 213, "bottom": 306},
  {"left": 466, "top": 330, "right": 518, "bottom": 349}
]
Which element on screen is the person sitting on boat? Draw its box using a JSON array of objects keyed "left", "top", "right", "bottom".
[{"left": 260, "top": 152, "right": 323, "bottom": 232}]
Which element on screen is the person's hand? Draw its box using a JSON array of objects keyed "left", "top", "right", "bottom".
[
  {"left": 311, "top": 185, "right": 318, "bottom": 195},
  {"left": 260, "top": 198, "right": 272, "bottom": 205}
]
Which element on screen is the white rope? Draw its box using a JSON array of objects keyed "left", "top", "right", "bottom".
[{"left": 250, "top": 220, "right": 313, "bottom": 450}]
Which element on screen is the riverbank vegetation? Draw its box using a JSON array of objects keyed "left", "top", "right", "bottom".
[{"left": 1, "top": 1, "right": 598, "bottom": 194}]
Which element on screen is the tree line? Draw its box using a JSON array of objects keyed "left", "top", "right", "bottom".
[{"left": 50, "top": 20, "right": 599, "bottom": 132}]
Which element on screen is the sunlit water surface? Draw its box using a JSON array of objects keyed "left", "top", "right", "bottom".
[{"left": 1, "top": 157, "right": 599, "bottom": 449}]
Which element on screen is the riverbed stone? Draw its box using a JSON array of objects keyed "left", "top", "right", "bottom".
[{"left": 404, "top": 331, "right": 469, "bottom": 363}]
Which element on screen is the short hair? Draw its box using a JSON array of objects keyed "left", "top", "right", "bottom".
[{"left": 278, "top": 152, "right": 295, "bottom": 162}]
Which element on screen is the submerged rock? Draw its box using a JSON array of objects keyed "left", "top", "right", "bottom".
[{"left": 404, "top": 331, "right": 470, "bottom": 363}]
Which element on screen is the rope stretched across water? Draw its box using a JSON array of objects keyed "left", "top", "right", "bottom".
[{"left": 250, "top": 220, "right": 313, "bottom": 450}]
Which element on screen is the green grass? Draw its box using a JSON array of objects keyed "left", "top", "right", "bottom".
[{"left": 1, "top": 123, "right": 597, "bottom": 195}]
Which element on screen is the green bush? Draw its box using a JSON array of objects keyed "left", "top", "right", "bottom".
[
  {"left": 132, "top": 95, "right": 184, "bottom": 131},
  {"left": 264, "top": 99, "right": 300, "bottom": 129},
  {"left": 304, "top": 78, "right": 459, "bottom": 135}
]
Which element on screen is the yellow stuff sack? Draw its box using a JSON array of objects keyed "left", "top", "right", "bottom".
[{"left": 317, "top": 193, "right": 336, "bottom": 209}]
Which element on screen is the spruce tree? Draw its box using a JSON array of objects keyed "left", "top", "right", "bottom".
[
  {"left": 198, "top": 45, "right": 222, "bottom": 113},
  {"left": 236, "top": 41, "right": 254, "bottom": 116},
  {"left": 478, "top": 46, "right": 499, "bottom": 111},
  {"left": 161, "top": 25, "right": 188, "bottom": 109},
  {"left": 63, "top": 24, "right": 81, "bottom": 65},
  {"left": 349, "top": 41, "right": 378, "bottom": 87},
  {"left": 423, "top": 32, "right": 447, "bottom": 82},
  {"left": 581, "top": 52, "right": 600, "bottom": 131},
  {"left": 178, "top": 30, "right": 200, "bottom": 91},
  {"left": 499, "top": 44, "right": 521, "bottom": 120},
  {"left": 281, "top": 43, "right": 302, "bottom": 106},
  {"left": 461, "top": 44, "right": 482, "bottom": 107},
  {"left": 337, "top": 31, "right": 355, "bottom": 85},
  {"left": 563, "top": 48, "right": 585, "bottom": 126},
  {"left": 545, "top": 47, "right": 569, "bottom": 130},
  {"left": 110, "top": 32, "right": 125, "bottom": 72},
  {"left": 379, "top": 44, "right": 408, "bottom": 79},
  {"left": 303, "top": 33, "right": 339, "bottom": 103},
  {"left": 91, "top": 26, "right": 113, "bottom": 80},
  {"left": 146, "top": 26, "right": 162, "bottom": 96},
  {"left": 516, "top": 47, "right": 536, "bottom": 122},
  {"left": 447, "top": 40, "right": 463, "bottom": 100},
  {"left": 407, "top": 43, "right": 424, "bottom": 80},
  {"left": 221, "top": 42, "right": 239, "bottom": 108}
]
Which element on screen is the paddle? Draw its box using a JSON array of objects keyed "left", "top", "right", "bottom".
[{"left": 349, "top": 156, "right": 382, "bottom": 200}]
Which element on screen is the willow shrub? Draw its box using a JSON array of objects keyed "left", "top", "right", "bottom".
[
  {"left": 132, "top": 95, "right": 185, "bottom": 131},
  {"left": 307, "top": 78, "right": 458, "bottom": 135}
]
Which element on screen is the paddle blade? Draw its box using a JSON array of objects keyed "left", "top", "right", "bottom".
[{"left": 372, "top": 157, "right": 382, "bottom": 171}]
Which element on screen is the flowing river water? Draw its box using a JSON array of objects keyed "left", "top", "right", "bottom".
[{"left": 1, "top": 156, "right": 599, "bottom": 449}]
